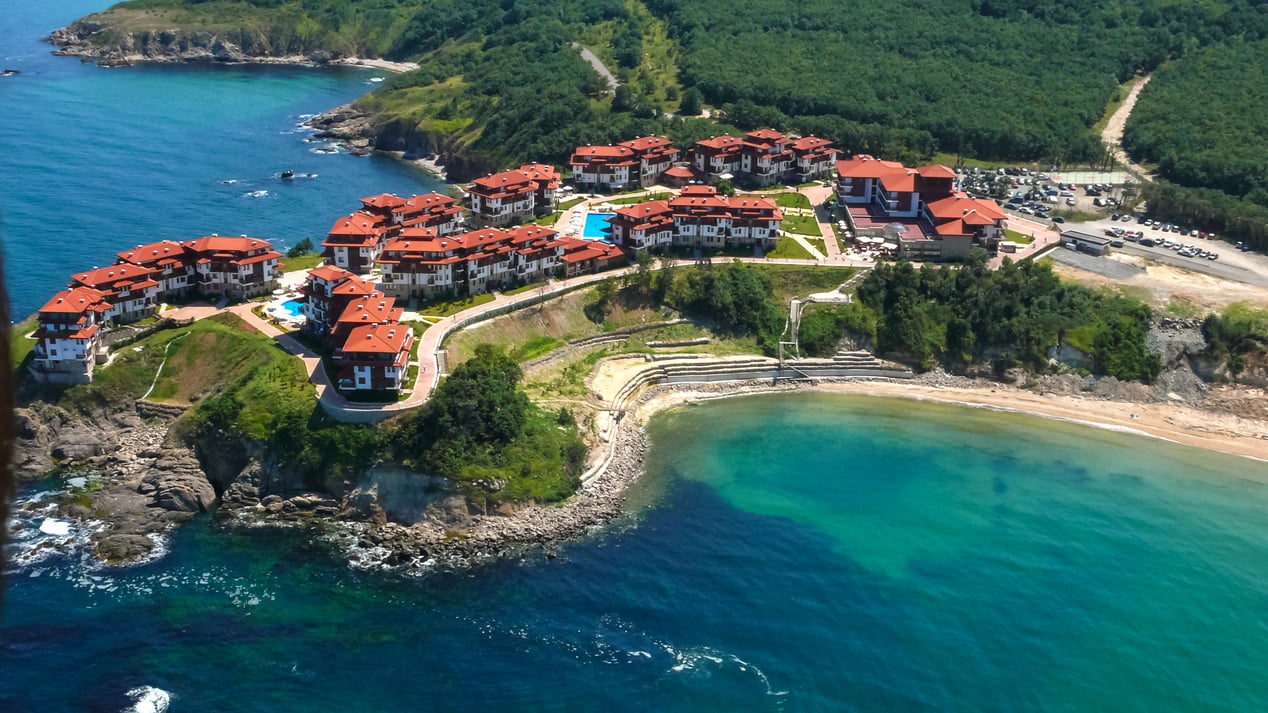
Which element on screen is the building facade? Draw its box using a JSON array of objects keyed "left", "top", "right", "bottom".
[
  {"left": 467, "top": 164, "right": 560, "bottom": 227},
  {"left": 607, "top": 185, "right": 783, "bottom": 252},
  {"left": 691, "top": 130, "right": 836, "bottom": 186},
  {"left": 183, "top": 235, "right": 282, "bottom": 300},
  {"left": 28, "top": 286, "right": 110, "bottom": 385},
  {"left": 569, "top": 136, "right": 681, "bottom": 191}
]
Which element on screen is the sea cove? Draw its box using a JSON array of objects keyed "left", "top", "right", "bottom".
[
  {"left": 6, "top": 394, "right": 1268, "bottom": 711},
  {"left": 0, "top": 0, "right": 444, "bottom": 321}
]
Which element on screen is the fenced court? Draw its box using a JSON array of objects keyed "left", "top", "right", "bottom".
[{"left": 1049, "top": 170, "right": 1134, "bottom": 186}]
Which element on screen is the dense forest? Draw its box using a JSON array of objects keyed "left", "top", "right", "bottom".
[
  {"left": 1123, "top": 37, "right": 1268, "bottom": 247},
  {"left": 800, "top": 258, "right": 1161, "bottom": 382},
  {"left": 76, "top": 0, "right": 1268, "bottom": 172}
]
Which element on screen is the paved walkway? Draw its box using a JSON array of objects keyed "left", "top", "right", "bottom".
[{"left": 989, "top": 216, "right": 1063, "bottom": 269}]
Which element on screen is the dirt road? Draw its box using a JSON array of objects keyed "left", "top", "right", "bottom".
[{"left": 1102, "top": 75, "right": 1154, "bottom": 182}]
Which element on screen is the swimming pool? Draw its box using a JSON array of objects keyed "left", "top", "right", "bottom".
[
  {"left": 582, "top": 212, "right": 614, "bottom": 240},
  {"left": 280, "top": 299, "right": 305, "bottom": 319}
]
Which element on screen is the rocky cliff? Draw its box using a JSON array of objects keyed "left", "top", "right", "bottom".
[
  {"left": 46, "top": 21, "right": 343, "bottom": 67},
  {"left": 306, "top": 104, "right": 499, "bottom": 183}
]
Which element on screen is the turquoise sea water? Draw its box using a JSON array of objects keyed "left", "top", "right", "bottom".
[
  {"left": 5, "top": 393, "right": 1268, "bottom": 711},
  {"left": 0, "top": 0, "right": 444, "bottom": 321},
  {"left": 6, "top": 3, "right": 1268, "bottom": 710}
]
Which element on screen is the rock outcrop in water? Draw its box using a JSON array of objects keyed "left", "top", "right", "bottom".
[{"left": 305, "top": 104, "right": 498, "bottom": 182}]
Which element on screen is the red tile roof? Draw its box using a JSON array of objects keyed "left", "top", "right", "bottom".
[
  {"left": 341, "top": 323, "right": 413, "bottom": 356},
  {"left": 360, "top": 193, "right": 407, "bottom": 210},
  {"left": 337, "top": 295, "right": 403, "bottom": 326},
  {"left": 184, "top": 234, "right": 274, "bottom": 254},
  {"left": 70, "top": 264, "right": 160, "bottom": 289},
  {"left": 308, "top": 264, "right": 356, "bottom": 282},
  {"left": 925, "top": 193, "right": 1007, "bottom": 223},
  {"left": 619, "top": 135, "right": 674, "bottom": 152},
  {"left": 116, "top": 240, "right": 186, "bottom": 266},
  {"left": 40, "top": 286, "right": 110, "bottom": 314}
]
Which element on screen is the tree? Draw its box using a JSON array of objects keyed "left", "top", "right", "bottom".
[
  {"left": 286, "top": 237, "right": 315, "bottom": 258},
  {"left": 679, "top": 87, "right": 703, "bottom": 116}
]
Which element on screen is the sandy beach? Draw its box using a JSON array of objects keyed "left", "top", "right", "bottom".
[{"left": 626, "top": 378, "right": 1268, "bottom": 466}]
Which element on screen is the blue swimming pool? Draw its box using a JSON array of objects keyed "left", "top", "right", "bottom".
[
  {"left": 280, "top": 299, "right": 305, "bottom": 318},
  {"left": 582, "top": 212, "right": 615, "bottom": 240}
]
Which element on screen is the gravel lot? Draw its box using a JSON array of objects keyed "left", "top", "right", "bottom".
[{"left": 1049, "top": 247, "right": 1146, "bottom": 280}]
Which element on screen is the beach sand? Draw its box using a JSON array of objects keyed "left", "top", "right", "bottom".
[{"left": 622, "top": 378, "right": 1268, "bottom": 465}]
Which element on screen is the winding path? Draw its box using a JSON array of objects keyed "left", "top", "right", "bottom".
[{"left": 1102, "top": 75, "right": 1154, "bottom": 182}]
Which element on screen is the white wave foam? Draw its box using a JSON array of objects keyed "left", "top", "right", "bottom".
[
  {"left": 243, "top": 190, "right": 269, "bottom": 198},
  {"left": 125, "top": 685, "right": 171, "bottom": 713},
  {"left": 39, "top": 518, "right": 72, "bottom": 536}
]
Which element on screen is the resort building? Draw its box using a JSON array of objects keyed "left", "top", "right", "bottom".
[
  {"left": 377, "top": 224, "right": 623, "bottom": 299},
  {"left": 467, "top": 164, "right": 560, "bottom": 227},
  {"left": 183, "top": 234, "right": 282, "bottom": 300},
  {"left": 334, "top": 322, "right": 415, "bottom": 393},
  {"left": 323, "top": 212, "right": 395, "bottom": 274},
  {"left": 836, "top": 155, "right": 1007, "bottom": 260},
  {"left": 359, "top": 192, "right": 464, "bottom": 234},
  {"left": 606, "top": 185, "right": 783, "bottom": 252},
  {"left": 569, "top": 136, "right": 681, "bottom": 191},
  {"left": 28, "top": 286, "right": 111, "bottom": 385},
  {"left": 68, "top": 264, "right": 163, "bottom": 324},
  {"left": 116, "top": 240, "right": 195, "bottom": 296},
  {"left": 300, "top": 264, "right": 379, "bottom": 339},
  {"left": 331, "top": 293, "right": 404, "bottom": 344},
  {"left": 690, "top": 130, "right": 836, "bottom": 186}
]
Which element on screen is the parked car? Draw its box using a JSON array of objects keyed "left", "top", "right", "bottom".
[
  {"left": 1140, "top": 238, "right": 1156, "bottom": 247},
  {"left": 1208, "top": 252, "right": 1219, "bottom": 260},
  {"left": 1066, "top": 198, "right": 1076, "bottom": 206},
  {"left": 1052, "top": 216, "right": 1065, "bottom": 224}
]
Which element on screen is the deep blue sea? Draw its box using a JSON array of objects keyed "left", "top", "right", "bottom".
[
  {"left": 0, "top": 0, "right": 443, "bottom": 321},
  {"left": 6, "top": 3, "right": 1268, "bottom": 712}
]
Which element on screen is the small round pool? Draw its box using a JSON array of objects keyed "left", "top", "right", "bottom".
[{"left": 582, "top": 212, "right": 614, "bottom": 240}]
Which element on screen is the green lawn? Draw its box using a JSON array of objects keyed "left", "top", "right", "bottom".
[
  {"left": 417, "top": 292, "right": 496, "bottom": 317},
  {"left": 782, "top": 214, "right": 822, "bottom": 237},
  {"left": 606, "top": 192, "right": 670, "bottom": 205},
  {"left": 771, "top": 192, "right": 813, "bottom": 209},
  {"left": 559, "top": 196, "right": 587, "bottom": 211},
  {"left": 10, "top": 318, "right": 37, "bottom": 372},
  {"left": 766, "top": 237, "right": 814, "bottom": 259},
  {"left": 504, "top": 281, "right": 549, "bottom": 296},
  {"left": 1004, "top": 229, "right": 1034, "bottom": 245},
  {"left": 281, "top": 253, "right": 325, "bottom": 273}
]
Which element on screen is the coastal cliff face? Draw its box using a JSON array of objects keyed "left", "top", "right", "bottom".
[
  {"left": 46, "top": 20, "right": 343, "bottom": 67},
  {"left": 306, "top": 104, "right": 499, "bottom": 183}
]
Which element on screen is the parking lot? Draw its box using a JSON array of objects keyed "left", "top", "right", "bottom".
[{"left": 1063, "top": 215, "right": 1268, "bottom": 289}]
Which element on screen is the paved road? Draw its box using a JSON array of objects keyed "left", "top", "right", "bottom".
[{"left": 572, "top": 43, "right": 618, "bottom": 92}]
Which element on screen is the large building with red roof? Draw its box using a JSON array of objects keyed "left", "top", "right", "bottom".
[
  {"left": 377, "top": 224, "right": 623, "bottom": 299},
  {"left": 569, "top": 136, "right": 680, "bottom": 191},
  {"left": 467, "top": 164, "right": 560, "bottom": 227},
  {"left": 335, "top": 322, "right": 415, "bottom": 393},
  {"left": 836, "top": 155, "right": 1006, "bottom": 259},
  {"left": 116, "top": 240, "right": 196, "bottom": 296},
  {"left": 608, "top": 185, "right": 783, "bottom": 252},
  {"left": 691, "top": 130, "right": 836, "bottom": 187},
  {"left": 300, "top": 264, "right": 379, "bottom": 338},
  {"left": 182, "top": 234, "right": 282, "bottom": 300},
  {"left": 358, "top": 192, "right": 465, "bottom": 234},
  {"left": 68, "top": 263, "right": 163, "bottom": 324},
  {"left": 28, "top": 286, "right": 111, "bottom": 384}
]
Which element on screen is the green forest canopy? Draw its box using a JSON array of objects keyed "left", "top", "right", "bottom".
[{"left": 90, "top": 0, "right": 1268, "bottom": 170}]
